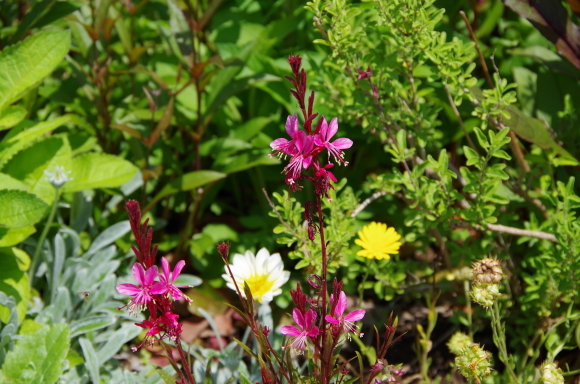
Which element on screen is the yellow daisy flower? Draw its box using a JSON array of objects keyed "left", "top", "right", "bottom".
[{"left": 355, "top": 222, "right": 402, "bottom": 260}]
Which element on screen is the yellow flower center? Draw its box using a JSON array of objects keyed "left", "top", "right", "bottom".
[{"left": 244, "top": 274, "right": 275, "bottom": 302}]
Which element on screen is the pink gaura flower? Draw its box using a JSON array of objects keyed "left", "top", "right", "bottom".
[
  {"left": 270, "top": 114, "right": 299, "bottom": 158},
  {"left": 325, "top": 291, "right": 365, "bottom": 338},
  {"left": 159, "top": 258, "right": 193, "bottom": 303},
  {"left": 283, "top": 131, "right": 314, "bottom": 182},
  {"left": 314, "top": 117, "right": 353, "bottom": 164},
  {"left": 116, "top": 263, "right": 166, "bottom": 314},
  {"left": 280, "top": 309, "right": 319, "bottom": 354}
]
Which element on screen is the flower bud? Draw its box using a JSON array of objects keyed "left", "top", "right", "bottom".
[
  {"left": 455, "top": 343, "right": 493, "bottom": 383},
  {"left": 472, "top": 258, "right": 503, "bottom": 284},
  {"left": 470, "top": 283, "right": 501, "bottom": 308},
  {"left": 541, "top": 362, "right": 564, "bottom": 384},
  {"left": 447, "top": 331, "right": 473, "bottom": 355},
  {"left": 44, "top": 166, "right": 72, "bottom": 189}
]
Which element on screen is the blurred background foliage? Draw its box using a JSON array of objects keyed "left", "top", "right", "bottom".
[{"left": 1, "top": 0, "right": 580, "bottom": 382}]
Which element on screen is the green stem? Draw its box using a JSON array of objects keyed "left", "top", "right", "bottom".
[
  {"left": 29, "top": 189, "right": 60, "bottom": 282},
  {"left": 358, "top": 259, "right": 372, "bottom": 305},
  {"left": 464, "top": 280, "right": 473, "bottom": 339},
  {"left": 490, "top": 302, "right": 518, "bottom": 383}
]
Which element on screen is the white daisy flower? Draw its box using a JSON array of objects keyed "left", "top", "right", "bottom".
[{"left": 222, "top": 248, "right": 290, "bottom": 303}]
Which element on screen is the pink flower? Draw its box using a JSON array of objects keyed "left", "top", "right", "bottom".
[
  {"left": 159, "top": 258, "right": 193, "bottom": 303},
  {"left": 325, "top": 291, "right": 365, "bottom": 338},
  {"left": 280, "top": 309, "right": 319, "bottom": 353},
  {"left": 314, "top": 117, "right": 353, "bottom": 165},
  {"left": 357, "top": 66, "right": 372, "bottom": 80},
  {"left": 116, "top": 263, "right": 166, "bottom": 314},
  {"left": 270, "top": 114, "right": 300, "bottom": 158},
  {"left": 283, "top": 130, "right": 314, "bottom": 183}
]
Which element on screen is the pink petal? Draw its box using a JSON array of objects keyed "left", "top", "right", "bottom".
[
  {"left": 334, "top": 291, "right": 347, "bottom": 317},
  {"left": 150, "top": 282, "right": 168, "bottom": 295},
  {"left": 304, "top": 309, "right": 317, "bottom": 328},
  {"left": 285, "top": 114, "right": 298, "bottom": 137},
  {"left": 325, "top": 315, "right": 340, "bottom": 324},
  {"left": 327, "top": 118, "right": 338, "bottom": 140},
  {"left": 132, "top": 263, "right": 146, "bottom": 285},
  {"left": 280, "top": 325, "right": 301, "bottom": 336},
  {"left": 313, "top": 135, "right": 325, "bottom": 147},
  {"left": 292, "top": 308, "right": 305, "bottom": 329},
  {"left": 161, "top": 258, "right": 170, "bottom": 281},
  {"left": 302, "top": 156, "right": 313, "bottom": 169},
  {"left": 116, "top": 283, "right": 141, "bottom": 296},
  {"left": 271, "top": 137, "right": 291, "bottom": 150},
  {"left": 307, "top": 326, "right": 320, "bottom": 337},
  {"left": 143, "top": 266, "right": 159, "bottom": 285},
  {"left": 172, "top": 260, "right": 185, "bottom": 282},
  {"left": 344, "top": 309, "right": 366, "bottom": 322},
  {"left": 330, "top": 137, "right": 353, "bottom": 150}
]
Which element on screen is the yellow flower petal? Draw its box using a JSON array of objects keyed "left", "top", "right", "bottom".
[{"left": 354, "top": 222, "right": 402, "bottom": 260}]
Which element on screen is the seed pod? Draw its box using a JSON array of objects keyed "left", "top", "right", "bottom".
[{"left": 472, "top": 258, "right": 503, "bottom": 284}]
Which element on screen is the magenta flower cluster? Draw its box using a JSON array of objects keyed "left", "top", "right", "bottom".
[
  {"left": 279, "top": 281, "right": 365, "bottom": 354},
  {"left": 116, "top": 200, "right": 192, "bottom": 350},
  {"left": 269, "top": 55, "right": 353, "bottom": 196}
]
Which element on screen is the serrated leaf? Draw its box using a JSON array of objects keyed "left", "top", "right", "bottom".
[
  {"left": 0, "top": 323, "right": 69, "bottom": 384},
  {"left": 0, "top": 190, "right": 48, "bottom": 228},
  {"left": 63, "top": 153, "right": 139, "bottom": 192},
  {"left": 0, "top": 30, "right": 70, "bottom": 112},
  {"left": 0, "top": 115, "right": 74, "bottom": 168},
  {"left": 0, "top": 106, "right": 26, "bottom": 131},
  {"left": 2, "top": 135, "right": 72, "bottom": 204}
]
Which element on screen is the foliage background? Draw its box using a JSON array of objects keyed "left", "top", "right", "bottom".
[{"left": 0, "top": 0, "right": 580, "bottom": 383}]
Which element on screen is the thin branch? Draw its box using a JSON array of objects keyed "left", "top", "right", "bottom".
[
  {"left": 484, "top": 223, "right": 556, "bottom": 242},
  {"left": 350, "top": 191, "right": 387, "bottom": 217},
  {"left": 460, "top": 11, "right": 493, "bottom": 89}
]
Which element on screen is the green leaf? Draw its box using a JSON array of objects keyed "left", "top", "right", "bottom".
[
  {"left": 0, "top": 30, "right": 71, "bottom": 112},
  {"left": 0, "top": 323, "right": 69, "bottom": 384},
  {"left": 0, "top": 172, "right": 28, "bottom": 191},
  {"left": 0, "top": 190, "right": 48, "bottom": 228},
  {"left": 70, "top": 315, "right": 115, "bottom": 338},
  {"left": 463, "top": 146, "right": 480, "bottom": 166},
  {"left": 63, "top": 153, "right": 139, "bottom": 192},
  {"left": 0, "top": 226, "right": 36, "bottom": 247},
  {"left": 85, "top": 221, "right": 130, "bottom": 256},
  {"left": 79, "top": 338, "right": 100, "bottom": 384},
  {"left": 146, "top": 170, "right": 226, "bottom": 211},
  {"left": 0, "top": 247, "right": 30, "bottom": 323},
  {"left": 0, "top": 115, "right": 74, "bottom": 168},
  {"left": 471, "top": 87, "right": 577, "bottom": 162},
  {"left": 154, "top": 366, "right": 176, "bottom": 384},
  {"left": 1, "top": 135, "right": 72, "bottom": 204},
  {"left": 0, "top": 106, "right": 27, "bottom": 131}
]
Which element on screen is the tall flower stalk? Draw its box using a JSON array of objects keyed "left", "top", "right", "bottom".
[{"left": 117, "top": 200, "right": 195, "bottom": 384}]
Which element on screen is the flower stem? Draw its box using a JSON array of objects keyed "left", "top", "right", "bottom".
[
  {"left": 315, "top": 194, "right": 330, "bottom": 384},
  {"left": 29, "top": 189, "right": 60, "bottom": 281},
  {"left": 464, "top": 280, "right": 473, "bottom": 339},
  {"left": 490, "top": 302, "right": 518, "bottom": 383},
  {"left": 175, "top": 338, "right": 196, "bottom": 384}
]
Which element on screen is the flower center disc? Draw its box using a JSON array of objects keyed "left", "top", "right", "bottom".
[{"left": 244, "top": 274, "right": 275, "bottom": 300}]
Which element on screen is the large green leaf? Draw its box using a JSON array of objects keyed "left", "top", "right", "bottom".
[
  {"left": 0, "top": 323, "right": 70, "bottom": 384},
  {"left": 0, "top": 29, "right": 71, "bottom": 112},
  {"left": 62, "top": 153, "right": 139, "bottom": 192},
  {"left": 145, "top": 170, "right": 226, "bottom": 211},
  {"left": 0, "top": 190, "right": 48, "bottom": 228},
  {"left": 0, "top": 247, "right": 30, "bottom": 322},
  {"left": 0, "top": 106, "right": 27, "bottom": 131},
  {"left": 1, "top": 135, "right": 72, "bottom": 204},
  {"left": 0, "top": 115, "right": 74, "bottom": 169}
]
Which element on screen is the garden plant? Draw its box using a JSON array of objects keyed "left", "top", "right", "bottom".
[{"left": 0, "top": 0, "right": 580, "bottom": 383}]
